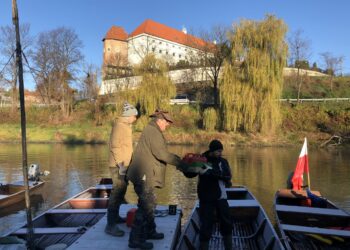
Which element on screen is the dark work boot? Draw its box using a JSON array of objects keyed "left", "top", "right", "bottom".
[
  {"left": 223, "top": 235, "right": 232, "bottom": 250},
  {"left": 129, "top": 230, "right": 153, "bottom": 249},
  {"left": 146, "top": 230, "right": 164, "bottom": 240},
  {"left": 199, "top": 241, "right": 209, "bottom": 250},
  {"left": 116, "top": 215, "right": 126, "bottom": 223},
  {"left": 128, "top": 241, "right": 153, "bottom": 249},
  {"left": 145, "top": 218, "right": 164, "bottom": 240},
  {"left": 104, "top": 224, "right": 125, "bottom": 237}
]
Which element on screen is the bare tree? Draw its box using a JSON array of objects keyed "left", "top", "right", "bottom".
[
  {"left": 80, "top": 64, "right": 100, "bottom": 100},
  {"left": 0, "top": 24, "right": 33, "bottom": 111},
  {"left": 288, "top": 29, "right": 311, "bottom": 103},
  {"left": 320, "top": 52, "right": 344, "bottom": 91},
  {"left": 188, "top": 25, "right": 231, "bottom": 108},
  {"left": 33, "top": 27, "right": 83, "bottom": 117}
]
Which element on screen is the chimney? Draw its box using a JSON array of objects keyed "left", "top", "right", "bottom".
[{"left": 182, "top": 26, "right": 187, "bottom": 34}]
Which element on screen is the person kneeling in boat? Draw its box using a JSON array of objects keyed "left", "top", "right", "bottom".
[{"left": 184, "top": 140, "right": 233, "bottom": 250}]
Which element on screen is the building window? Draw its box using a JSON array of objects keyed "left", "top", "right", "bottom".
[
  {"left": 179, "top": 55, "right": 182, "bottom": 58},
  {"left": 159, "top": 50, "right": 162, "bottom": 54},
  {"left": 152, "top": 47, "right": 155, "bottom": 52},
  {"left": 173, "top": 53, "right": 175, "bottom": 56},
  {"left": 159, "top": 41, "right": 162, "bottom": 44},
  {"left": 107, "top": 48, "right": 110, "bottom": 51},
  {"left": 166, "top": 51, "right": 168, "bottom": 55}
]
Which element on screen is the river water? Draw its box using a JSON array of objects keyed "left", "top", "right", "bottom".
[{"left": 0, "top": 143, "right": 349, "bottom": 236}]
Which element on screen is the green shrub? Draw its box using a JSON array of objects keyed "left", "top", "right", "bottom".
[
  {"left": 170, "top": 105, "right": 201, "bottom": 132},
  {"left": 134, "top": 115, "right": 149, "bottom": 132},
  {"left": 203, "top": 108, "right": 217, "bottom": 131}
]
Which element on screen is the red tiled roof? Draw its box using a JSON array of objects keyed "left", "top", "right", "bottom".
[
  {"left": 129, "top": 19, "right": 207, "bottom": 49},
  {"left": 103, "top": 26, "right": 128, "bottom": 41}
]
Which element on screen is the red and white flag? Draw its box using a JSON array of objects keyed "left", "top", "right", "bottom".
[{"left": 291, "top": 138, "right": 309, "bottom": 190}]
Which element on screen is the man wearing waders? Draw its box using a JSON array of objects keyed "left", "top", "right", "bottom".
[
  {"left": 126, "top": 110, "right": 189, "bottom": 249},
  {"left": 105, "top": 102, "right": 138, "bottom": 236}
]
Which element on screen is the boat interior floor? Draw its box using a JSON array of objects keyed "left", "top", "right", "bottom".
[
  {"left": 13, "top": 213, "right": 104, "bottom": 250},
  {"left": 206, "top": 220, "right": 272, "bottom": 250},
  {"left": 286, "top": 231, "right": 350, "bottom": 250}
]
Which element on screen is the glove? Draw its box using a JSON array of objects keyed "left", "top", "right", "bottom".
[
  {"left": 117, "top": 163, "right": 127, "bottom": 176},
  {"left": 198, "top": 163, "right": 212, "bottom": 175}
]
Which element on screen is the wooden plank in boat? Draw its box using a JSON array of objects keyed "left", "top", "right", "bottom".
[
  {"left": 13, "top": 227, "right": 85, "bottom": 235},
  {"left": 71, "top": 198, "right": 108, "bottom": 201},
  {"left": 276, "top": 205, "right": 349, "bottom": 217},
  {"left": 281, "top": 224, "right": 350, "bottom": 237},
  {"left": 46, "top": 209, "right": 107, "bottom": 214},
  {"left": 94, "top": 184, "right": 112, "bottom": 189},
  {"left": 277, "top": 189, "right": 321, "bottom": 199},
  {"left": 225, "top": 187, "right": 247, "bottom": 192},
  {"left": 227, "top": 199, "right": 259, "bottom": 207}
]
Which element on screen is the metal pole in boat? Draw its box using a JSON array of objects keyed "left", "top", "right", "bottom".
[{"left": 12, "top": 0, "right": 34, "bottom": 249}]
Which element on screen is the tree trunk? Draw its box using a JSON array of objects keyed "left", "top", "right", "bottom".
[
  {"left": 296, "top": 67, "right": 301, "bottom": 104},
  {"left": 213, "top": 76, "right": 218, "bottom": 109}
]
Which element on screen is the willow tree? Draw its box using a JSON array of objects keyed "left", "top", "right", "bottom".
[
  {"left": 220, "top": 15, "right": 288, "bottom": 133},
  {"left": 135, "top": 54, "right": 176, "bottom": 115}
]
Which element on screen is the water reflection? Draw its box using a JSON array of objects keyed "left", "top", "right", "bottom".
[{"left": 0, "top": 143, "right": 349, "bottom": 236}]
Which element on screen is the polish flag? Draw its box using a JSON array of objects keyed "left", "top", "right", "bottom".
[{"left": 291, "top": 138, "right": 309, "bottom": 190}]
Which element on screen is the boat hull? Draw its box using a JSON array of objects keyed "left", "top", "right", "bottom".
[
  {"left": 176, "top": 187, "right": 284, "bottom": 250},
  {"left": 274, "top": 189, "right": 350, "bottom": 249},
  {"left": 0, "top": 181, "right": 45, "bottom": 210}
]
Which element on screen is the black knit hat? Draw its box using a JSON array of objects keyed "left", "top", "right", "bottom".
[{"left": 209, "top": 139, "right": 223, "bottom": 152}]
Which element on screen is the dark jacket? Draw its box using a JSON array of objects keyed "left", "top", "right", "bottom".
[
  {"left": 185, "top": 151, "right": 232, "bottom": 202},
  {"left": 126, "top": 120, "right": 181, "bottom": 188}
]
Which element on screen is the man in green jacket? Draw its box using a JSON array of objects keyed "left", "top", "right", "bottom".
[{"left": 127, "top": 110, "right": 185, "bottom": 249}]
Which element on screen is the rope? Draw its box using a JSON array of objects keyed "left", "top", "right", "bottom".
[
  {"left": 22, "top": 51, "right": 40, "bottom": 88},
  {"left": 0, "top": 51, "right": 15, "bottom": 76}
]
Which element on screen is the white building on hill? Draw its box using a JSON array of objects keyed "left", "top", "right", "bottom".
[{"left": 102, "top": 19, "right": 206, "bottom": 68}]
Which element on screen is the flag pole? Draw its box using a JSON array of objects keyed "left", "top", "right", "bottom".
[
  {"left": 12, "top": 0, "right": 34, "bottom": 249},
  {"left": 305, "top": 137, "right": 311, "bottom": 190}
]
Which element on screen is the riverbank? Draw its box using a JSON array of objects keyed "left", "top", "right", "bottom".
[
  {"left": 0, "top": 122, "right": 340, "bottom": 147},
  {"left": 1, "top": 97, "right": 349, "bottom": 147}
]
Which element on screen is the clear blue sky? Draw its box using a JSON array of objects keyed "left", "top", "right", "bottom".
[{"left": 1, "top": 0, "right": 350, "bottom": 90}]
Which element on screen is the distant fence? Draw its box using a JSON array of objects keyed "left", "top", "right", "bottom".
[
  {"left": 0, "top": 102, "right": 60, "bottom": 108},
  {"left": 280, "top": 98, "right": 350, "bottom": 103}
]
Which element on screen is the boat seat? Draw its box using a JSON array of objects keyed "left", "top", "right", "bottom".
[
  {"left": 46, "top": 209, "right": 107, "bottom": 214},
  {"left": 276, "top": 205, "right": 349, "bottom": 217},
  {"left": 94, "top": 184, "right": 113, "bottom": 189},
  {"left": 281, "top": 224, "right": 350, "bottom": 237},
  {"left": 233, "top": 219, "right": 266, "bottom": 239},
  {"left": 13, "top": 227, "right": 87, "bottom": 235},
  {"left": 227, "top": 199, "right": 259, "bottom": 207}
]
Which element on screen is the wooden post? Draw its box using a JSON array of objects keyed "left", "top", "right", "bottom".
[
  {"left": 307, "top": 172, "right": 311, "bottom": 190},
  {"left": 12, "top": 0, "right": 34, "bottom": 249}
]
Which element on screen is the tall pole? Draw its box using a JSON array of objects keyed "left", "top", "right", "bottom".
[{"left": 12, "top": 0, "right": 34, "bottom": 248}]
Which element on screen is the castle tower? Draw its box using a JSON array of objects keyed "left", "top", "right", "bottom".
[{"left": 102, "top": 26, "right": 128, "bottom": 79}]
